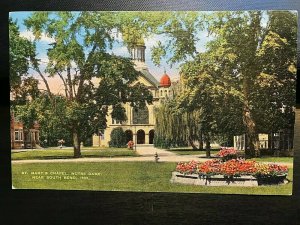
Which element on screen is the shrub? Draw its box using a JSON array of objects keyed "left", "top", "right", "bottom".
[
  {"left": 153, "top": 134, "right": 171, "bottom": 149},
  {"left": 109, "top": 127, "right": 127, "bottom": 148}
]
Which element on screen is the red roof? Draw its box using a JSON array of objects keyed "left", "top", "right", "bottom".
[{"left": 160, "top": 73, "right": 171, "bottom": 87}]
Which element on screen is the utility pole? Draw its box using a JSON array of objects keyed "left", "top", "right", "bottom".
[{"left": 135, "top": 125, "right": 137, "bottom": 151}]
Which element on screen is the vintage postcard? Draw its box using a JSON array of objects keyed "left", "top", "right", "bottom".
[{"left": 10, "top": 11, "right": 296, "bottom": 195}]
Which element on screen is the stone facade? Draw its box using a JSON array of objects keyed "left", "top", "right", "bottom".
[{"left": 92, "top": 44, "right": 178, "bottom": 147}]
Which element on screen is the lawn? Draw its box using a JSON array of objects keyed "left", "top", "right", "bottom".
[
  {"left": 11, "top": 148, "right": 138, "bottom": 160},
  {"left": 167, "top": 148, "right": 220, "bottom": 156},
  {"left": 252, "top": 157, "right": 293, "bottom": 164},
  {"left": 12, "top": 161, "right": 293, "bottom": 195}
]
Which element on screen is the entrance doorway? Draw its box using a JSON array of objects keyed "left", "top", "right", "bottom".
[
  {"left": 125, "top": 130, "right": 133, "bottom": 143},
  {"left": 137, "top": 130, "right": 145, "bottom": 144},
  {"left": 149, "top": 130, "right": 155, "bottom": 144}
]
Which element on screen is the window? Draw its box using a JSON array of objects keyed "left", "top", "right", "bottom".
[
  {"left": 133, "top": 106, "right": 149, "bottom": 124},
  {"left": 14, "top": 130, "right": 23, "bottom": 141},
  {"left": 112, "top": 119, "right": 121, "bottom": 125}
]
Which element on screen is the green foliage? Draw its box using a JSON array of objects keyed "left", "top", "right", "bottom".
[
  {"left": 11, "top": 77, "right": 41, "bottom": 107},
  {"left": 12, "top": 11, "right": 296, "bottom": 158},
  {"left": 154, "top": 100, "right": 192, "bottom": 149},
  {"left": 15, "top": 93, "right": 72, "bottom": 147},
  {"left": 152, "top": 11, "right": 296, "bottom": 158},
  {"left": 109, "top": 127, "right": 127, "bottom": 148},
  {"left": 9, "top": 18, "right": 36, "bottom": 100},
  {"left": 21, "top": 12, "right": 154, "bottom": 157}
]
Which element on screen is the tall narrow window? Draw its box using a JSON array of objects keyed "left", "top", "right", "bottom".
[
  {"left": 133, "top": 106, "right": 149, "bottom": 124},
  {"left": 14, "top": 130, "right": 23, "bottom": 141}
]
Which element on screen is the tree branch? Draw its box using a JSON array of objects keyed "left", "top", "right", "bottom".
[
  {"left": 66, "top": 67, "right": 74, "bottom": 100},
  {"left": 57, "top": 71, "right": 69, "bottom": 98},
  {"left": 34, "top": 66, "right": 53, "bottom": 100}
]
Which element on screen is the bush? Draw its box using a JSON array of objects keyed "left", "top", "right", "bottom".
[
  {"left": 154, "top": 133, "right": 188, "bottom": 149},
  {"left": 109, "top": 127, "right": 127, "bottom": 148},
  {"left": 153, "top": 134, "right": 171, "bottom": 149},
  {"left": 83, "top": 137, "right": 92, "bottom": 147}
]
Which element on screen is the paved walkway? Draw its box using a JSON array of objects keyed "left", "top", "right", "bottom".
[
  {"left": 11, "top": 146, "right": 293, "bottom": 167},
  {"left": 12, "top": 146, "right": 213, "bottom": 164}
]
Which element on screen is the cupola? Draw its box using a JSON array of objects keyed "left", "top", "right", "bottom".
[{"left": 160, "top": 71, "right": 171, "bottom": 87}]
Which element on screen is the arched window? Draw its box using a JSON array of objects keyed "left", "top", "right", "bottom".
[{"left": 133, "top": 106, "right": 149, "bottom": 124}]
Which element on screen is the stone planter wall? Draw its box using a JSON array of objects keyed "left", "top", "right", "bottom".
[{"left": 170, "top": 172, "right": 288, "bottom": 187}]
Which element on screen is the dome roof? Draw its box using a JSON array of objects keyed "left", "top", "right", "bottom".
[{"left": 160, "top": 73, "right": 171, "bottom": 87}]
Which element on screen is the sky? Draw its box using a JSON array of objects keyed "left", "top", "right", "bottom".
[{"left": 10, "top": 11, "right": 211, "bottom": 93}]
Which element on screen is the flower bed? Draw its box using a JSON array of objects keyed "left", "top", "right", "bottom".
[
  {"left": 217, "top": 147, "right": 237, "bottom": 161},
  {"left": 172, "top": 159, "right": 288, "bottom": 186}
]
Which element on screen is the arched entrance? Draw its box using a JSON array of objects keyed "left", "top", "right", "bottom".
[
  {"left": 137, "top": 130, "right": 145, "bottom": 144},
  {"left": 125, "top": 130, "right": 133, "bottom": 143},
  {"left": 149, "top": 130, "right": 155, "bottom": 144}
]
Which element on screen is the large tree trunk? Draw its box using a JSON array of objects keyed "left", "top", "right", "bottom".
[
  {"left": 73, "top": 128, "right": 81, "bottom": 158},
  {"left": 242, "top": 99, "right": 260, "bottom": 158},
  {"left": 241, "top": 13, "right": 261, "bottom": 158},
  {"left": 205, "top": 140, "right": 211, "bottom": 158},
  {"left": 198, "top": 130, "right": 203, "bottom": 150},
  {"left": 205, "top": 134, "right": 211, "bottom": 158}
]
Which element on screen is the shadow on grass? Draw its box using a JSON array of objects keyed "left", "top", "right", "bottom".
[
  {"left": 198, "top": 155, "right": 220, "bottom": 159},
  {"left": 169, "top": 148, "right": 220, "bottom": 152}
]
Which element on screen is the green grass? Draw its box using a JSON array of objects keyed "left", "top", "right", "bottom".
[
  {"left": 11, "top": 148, "right": 138, "bottom": 160},
  {"left": 168, "top": 148, "right": 220, "bottom": 156},
  {"left": 12, "top": 161, "right": 293, "bottom": 195},
  {"left": 252, "top": 157, "right": 293, "bottom": 164}
]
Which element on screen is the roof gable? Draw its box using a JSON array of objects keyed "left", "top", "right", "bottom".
[{"left": 138, "top": 69, "right": 160, "bottom": 88}]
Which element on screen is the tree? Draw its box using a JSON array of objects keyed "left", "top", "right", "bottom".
[
  {"left": 109, "top": 127, "right": 126, "bottom": 148},
  {"left": 201, "top": 11, "right": 296, "bottom": 157},
  {"left": 11, "top": 77, "right": 41, "bottom": 107},
  {"left": 23, "top": 12, "right": 153, "bottom": 157},
  {"left": 9, "top": 18, "right": 37, "bottom": 105},
  {"left": 150, "top": 11, "right": 296, "bottom": 158},
  {"left": 15, "top": 93, "right": 72, "bottom": 147}
]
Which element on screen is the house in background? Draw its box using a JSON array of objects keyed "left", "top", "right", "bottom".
[
  {"left": 10, "top": 112, "right": 40, "bottom": 149},
  {"left": 234, "top": 130, "right": 294, "bottom": 155}
]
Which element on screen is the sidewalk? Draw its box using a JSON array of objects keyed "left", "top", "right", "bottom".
[
  {"left": 12, "top": 145, "right": 212, "bottom": 164},
  {"left": 11, "top": 145, "right": 293, "bottom": 167}
]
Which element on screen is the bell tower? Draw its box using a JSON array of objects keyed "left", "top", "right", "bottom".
[
  {"left": 130, "top": 44, "right": 146, "bottom": 62},
  {"left": 130, "top": 42, "right": 147, "bottom": 70}
]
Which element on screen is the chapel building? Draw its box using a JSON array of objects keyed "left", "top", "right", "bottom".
[{"left": 92, "top": 44, "right": 177, "bottom": 147}]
